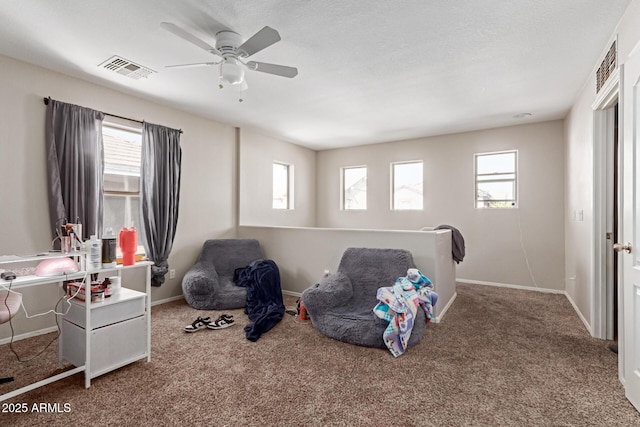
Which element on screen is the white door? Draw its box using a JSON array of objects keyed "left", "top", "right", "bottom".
[{"left": 621, "top": 42, "right": 640, "bottom": 411}]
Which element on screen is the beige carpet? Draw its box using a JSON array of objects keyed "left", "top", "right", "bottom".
[{"left": 1, "top": 283, "right": 639, "bottom": 426}]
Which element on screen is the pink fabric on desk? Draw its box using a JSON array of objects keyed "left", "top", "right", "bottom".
[{"left": 0, "top": 291, "right": 21, "bottom": 324}]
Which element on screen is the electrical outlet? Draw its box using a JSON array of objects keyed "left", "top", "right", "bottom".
[{"left": 169, "top": 269, "right": 176, "bottom": 279}]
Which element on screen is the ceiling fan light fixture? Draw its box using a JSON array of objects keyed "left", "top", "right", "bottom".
[
  {"left": 220, "top": 58, "right": 245, "bottom": 85},
  {"left": 162, "top": 22, "right": 298, "bottom": 99}
]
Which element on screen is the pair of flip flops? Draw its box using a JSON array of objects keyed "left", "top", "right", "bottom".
[{"left": 184, "top": 314, "right": 235, "bottom": 333}]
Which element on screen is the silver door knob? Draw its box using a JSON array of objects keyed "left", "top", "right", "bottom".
[{"left": 614, "top": 242, "right": 633, "bottom": 254}]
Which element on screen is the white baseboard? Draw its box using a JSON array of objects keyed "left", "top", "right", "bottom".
[
  {"left": 0, "top": 326, "right": 59, "bottom": 346},
  {"left": 457, "top": 278, "right": 565, "bottom": 294},
  {"left": 282, "top": 290, "right": 302, "bottom": 298},
  {"left": 563, "top": 290, "right": 592, "bottom": 335},
  {"left": 151, "top": 294, "right": 185, "bottom": 307},
  {"left": 433, "top": 292, "right": 456, "bottom": 323}
]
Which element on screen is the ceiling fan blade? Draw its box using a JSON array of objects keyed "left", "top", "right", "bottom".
[
  {"left": 237, "top": 26, "right": 281, "bottom": 58},
  {"left": 160, "top": 22, "right": 223, "bottom": 57},
  {"left": 165, "top": 62, "right": 218, "bottom": 69},
  {"left": 245, "top": 61, "right": 298, "bottom": 78}
]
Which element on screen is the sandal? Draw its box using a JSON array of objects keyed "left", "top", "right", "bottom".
[
  {"left": 207, "top": 314, "right": 235, "bottom": 330},
  {"left": 184, "top": 316, "right": 211, "bottom": 333}
]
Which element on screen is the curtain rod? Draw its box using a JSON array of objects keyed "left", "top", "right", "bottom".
[{"left": 43, "top": 97, "right": 183, "bottom": 134}]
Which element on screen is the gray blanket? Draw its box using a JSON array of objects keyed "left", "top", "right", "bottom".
[{"left": 435, "top": 224, "right": 465, "bottom": 263}]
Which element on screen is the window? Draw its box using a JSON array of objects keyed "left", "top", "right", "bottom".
[
  {"left": 342, "top": 166, "right": 367, "bottom": 210},
  {"left": 102, "top": 123, "right": 146, "bottom": 251},
  {"left": 391, "top": 161, "right": 423, "bottom": 210},
  {"left": 475, "top": 150, "right": 518, "bottom": 208},
  {"left": 272, "top": 162, "right": 294, "bottom": 209}
]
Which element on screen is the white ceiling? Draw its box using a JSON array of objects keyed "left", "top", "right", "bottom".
[{"left": 0, "top": 1, "right": 631, "bottom": 150}]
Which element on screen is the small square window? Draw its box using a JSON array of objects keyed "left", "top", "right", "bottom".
[
  {"left": 342, "top": 166, "right": 367, "bottom": 210},
  {"left": 475, "top": 151, "right": 518, "bottom": 208},
  {"left": 391, "top": 161, "right": 423, "bottom": 210}
]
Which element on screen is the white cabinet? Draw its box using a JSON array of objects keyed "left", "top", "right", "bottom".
[
  {"left": 62, "top": 313, "right": 147, "bottom": 377},
  {"left": 60, "top": 287, "right": 149, "bottom": 379},
  {"left": 63, "top": 288, "right": 146, "bottom": 329},
  {"left": 0, "top": 253, "right": 152, "bottom": 401}
]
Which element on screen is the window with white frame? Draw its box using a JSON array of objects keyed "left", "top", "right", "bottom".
[
  {"left": 475, "top": 150, "right": 518, "bottom": 208},
  {"left": 342, "top": 166, "right": 367, "bottom": 210},
  {"left": 272, "top": 162, "right": 294, "bottom": 209},
  {"left": 102, "top": 123, "right": 146, "bottom": 252},
  {"left": 391, "top": 161, "right": 423, "bottom": 210}
]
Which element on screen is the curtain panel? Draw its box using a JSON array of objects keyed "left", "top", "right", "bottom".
[
  {"left": 140, "top": 122, "right": 182, "bottom": 286},
  {"left": 45, "top": 99, "right": 105, "bottom": 242}
]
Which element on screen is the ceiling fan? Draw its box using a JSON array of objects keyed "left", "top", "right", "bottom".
[{"left": 161, "top": 22, "right": 298, "bottom": 93}]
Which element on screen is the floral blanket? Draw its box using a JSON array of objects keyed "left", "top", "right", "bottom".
[{"left": 373, "top": 268, "right": 438, "bottom": 357}]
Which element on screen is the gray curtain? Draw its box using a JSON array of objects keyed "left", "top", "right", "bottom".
[
  {"left": 140, "top": 122, "right": 182, "bottom": 286},
  {"left": 45, "top": 99, "right": 105, "bottom": 242}
]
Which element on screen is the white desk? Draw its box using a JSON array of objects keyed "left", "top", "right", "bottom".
[{"left": 0, "top": 254, "right": 152, "bottom": 402}]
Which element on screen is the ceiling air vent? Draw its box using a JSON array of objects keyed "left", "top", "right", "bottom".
[
  {"left": 99, "top": 55, "right": 156, "bottom": 80},
  {"left": 596, "top": 40, "right": 617, "bottom": 94}
]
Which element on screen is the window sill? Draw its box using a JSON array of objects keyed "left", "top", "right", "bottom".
[{"left": 116, "top": 254, "right": 146, "bottom": 265}]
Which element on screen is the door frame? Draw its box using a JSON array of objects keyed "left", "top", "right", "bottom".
[{"left": 592, "top": 68, "right": 620, "bottom": 343}]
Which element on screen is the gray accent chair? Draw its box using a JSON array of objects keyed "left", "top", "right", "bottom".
[
  {"left": 182, "top": 239, "right": 264, "bottom": 310},
  {"left": 301, "top": 247, "right": 426, "bottom": 348}
]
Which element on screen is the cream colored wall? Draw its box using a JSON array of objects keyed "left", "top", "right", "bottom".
[
  {"left": 563, "top": 82, "right": 596, "bottom": 327},
  {"left": 239, "top": 128, "right": 316, "bottom": 227},
  {"left": 238, "top": 225, "right": 457, "bottom": 321},
  {"left": 564, "top": 0, "right": 640, "bottom": 329},
  {"left": 316, "top": 121, "right": 566, "bottom": 290},
  {"left": 617, "top": 1, "right": 640, "bottom": 61},
  {"left": 0, "top": 55, "right": 237, "bottom": 339}
]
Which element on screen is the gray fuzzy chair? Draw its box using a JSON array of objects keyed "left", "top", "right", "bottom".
[
  {"left": 182, "top": 239, "right": 264, "bottom": 310},
  {"left": 301, "top": 247, "right": 426, "bottom": 348}
]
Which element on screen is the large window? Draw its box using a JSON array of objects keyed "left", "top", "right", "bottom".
[
  {"left": 391, "top": 161, "right": 423, "bottom": 210},
  {"left": 102, "top": 123, "right": 146, "bottom": 250},
  {"left": 475, "top": 150, "right": 518, "bottom": 208},
  {"left": 342, "top": 166, "right": 367, "bottom": 210},
  {"left": 272, "top": 162, "right": 294, "bottom": 209}
]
